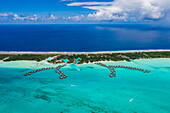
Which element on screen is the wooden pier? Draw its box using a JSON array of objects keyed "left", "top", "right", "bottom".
[
  {"left": 24, "top": 62, "right": 150, "bottom": 79},
  {"left": 24, "top": 64, "right": 67, "bottom": 79},
  {"left": 95, "top": 62, "right": 150, "bottom": 77}
]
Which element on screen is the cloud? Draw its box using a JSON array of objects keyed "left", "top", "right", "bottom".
[
  {"left": 67, "top": 2, "right": 112, "bottom": 6},
  {"left": 0, "top": 13, "right": 9, "bottom": 16},
  {"left": 60, "top": 0, "right": 75, "bottom": 2},
  {"left": 48, "top": 14, "right": 58, "bottom": 20},
  {"left": 67, "top": 15, "right": 85, "bottom": 21},
  {"left": 0, "top": 12, "right": 87, "bottom": 23},
  {"left": 13, "top": 14, "right": 39, "bottom": 21},
  {"left": 67, "top": 0, "right": 170, "bottom": 21},
  {"left": 0, "top": 12, "right": 13, "bottom": 17},
  {"left": 13, "top": 14, "right": 23, "bottom": 20}
]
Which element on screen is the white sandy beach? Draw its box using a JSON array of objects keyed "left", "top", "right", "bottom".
[
  {"left": 0, "top": 49, "right": 170, "bottom": 55},
  {"left": 0, "top": 49, "right": 170, "bottom": 68},
  {"left": 0, "top": 58, "right": 170, "bottom": 69}
]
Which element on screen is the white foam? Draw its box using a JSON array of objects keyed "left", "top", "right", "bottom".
[
  {"left": 68, "top": 84, "right": 76, "bottom": 87},
  {"left": 129, "top": 97, "right": 135, "bottom": 102},
  {"left": 76, "top": 68, "right": 80, "bottom": 71}
]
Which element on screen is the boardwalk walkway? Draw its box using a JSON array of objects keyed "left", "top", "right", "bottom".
[
  {"left": 24, "top": 64, "right": 67, "bottom": 79},
  {"left": 95, "top": 62, "right": 150, "bottom": 77}
]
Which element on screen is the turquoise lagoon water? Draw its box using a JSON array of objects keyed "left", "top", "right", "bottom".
[{"left": 0, "top": 58, "right": 170, "bottom": 113}]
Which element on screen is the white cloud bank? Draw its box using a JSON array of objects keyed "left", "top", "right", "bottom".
[
  {"left": 60, "top": 0, "right": 75, "bottom": 2},
  {"left": 67, "top": 0, "right": 170, "bottom": 21},
  {"left": 67, "top": 2, "right": 112, "bottom": 6},
  {"left": 0, "top": 12, "right": 86, "bottom": 23}
]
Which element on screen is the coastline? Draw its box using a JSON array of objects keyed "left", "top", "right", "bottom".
[
  {"left": 0, "top": 49, "right": 170, "bottom": 54},
  {"left": 1, "top": 50, "right": 170, "bottom": 68},
  {"left": 0, "top": 58, "right": 170, "bottom": 69}
]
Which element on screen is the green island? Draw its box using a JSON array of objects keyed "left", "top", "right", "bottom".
[{"left": 0, "top": 51, "right": 170, "bottom": 64}]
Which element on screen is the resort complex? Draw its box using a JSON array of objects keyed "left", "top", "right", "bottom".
[
  {"left": 0, "top": 50, "right": 170, "bottom": 64},
  {"left": 23, "top": 56, "right": 151, "bottom": 79},
  {"left": 1, "top": 50, "right": 169, "bottom": 79},
  {"left": 0, "top": 50, "right": 169, "bottom": 79}
]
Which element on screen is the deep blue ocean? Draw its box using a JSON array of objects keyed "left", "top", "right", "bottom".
[{"left": 0, "top": 24, "right": 170, "bottom": 52}]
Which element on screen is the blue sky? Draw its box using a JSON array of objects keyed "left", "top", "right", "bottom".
[
  {"left": 0, "top": 0, "right": 170, "bottom": 24},
  {"left": 0, "top": 0, "right": 103, "bottom": 16}
]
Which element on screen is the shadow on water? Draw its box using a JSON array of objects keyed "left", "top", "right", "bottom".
[{"left": 86, "top": 66, "right": 94, "bottom": 69}]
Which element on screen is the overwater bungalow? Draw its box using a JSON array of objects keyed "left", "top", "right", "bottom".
[{"left": 95, "top": 62, "right": 150, "bottom": 77}]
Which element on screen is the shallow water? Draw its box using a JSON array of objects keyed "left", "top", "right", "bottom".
[{"left": 0, "top": 58, "right": 170, "bottom": 113}]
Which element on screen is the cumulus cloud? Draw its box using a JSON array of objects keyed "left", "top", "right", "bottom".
[
  {"left": 0, "top": 12, "right": 87, "bottom": 23},
  {"left": 67, "top": 15, "right": 85, "bottom": 21},
  {"left": 13, "top": 14, "right": 25, "bottom": 20},
  {"left": 67, "top": 0, "right": 170, "bottom": 21},
  {"left": 13, "top": 14, "right": 39, "bottom": 21},
  {"left": 48, "top": 14, "right": 58, "bottom": 20},
  {"left": 0, "top": 13, "right": 9, "bottom": 16},
  {"left": 0, "top": 12, "right": 13, "bottom": 17}
]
